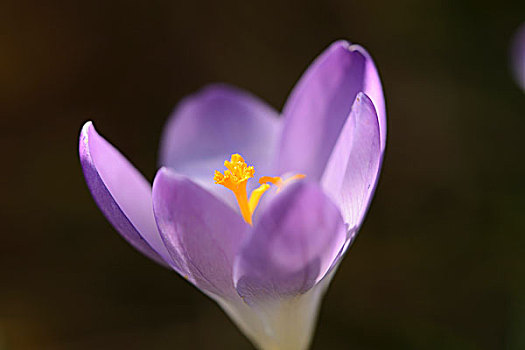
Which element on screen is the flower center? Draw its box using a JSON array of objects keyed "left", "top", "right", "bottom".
[{"left": 214, "top": 153, "right": 305, "bottom": 225}]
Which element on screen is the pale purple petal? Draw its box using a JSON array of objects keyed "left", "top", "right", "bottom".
[
  {"left": 321, "top": 93, "right": 382, "bottom": 241},
  {"left": 79, "top": 122, "right": 173, "bottom": 268},
  {"left": 234, "top": 181, "right": 346, "bottom": 304},
  {"left": 152, "top": 168, "right": 249, "bottom": 298},
  {"left": 277, "top": 40, "right": 385, "bottom": 179},
  {"left": 352, "top": 44, "right": 386, "bottom": 150},
  {"left": 158, "top": 84, "right": 281, "bottom": 201},
  {"left": 511, "top": 23, "right": 525, "bottom": 91}
]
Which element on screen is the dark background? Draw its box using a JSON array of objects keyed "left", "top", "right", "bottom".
[{"left": 2, "top": 0, "right": 524, "bottom": 349}]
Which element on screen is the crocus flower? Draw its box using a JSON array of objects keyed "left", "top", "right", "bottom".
[
  {"left": 511, "top": 23, "right": 525, "bottom": 91},
  {"left": 79, "top": 40, "right": 386, "bottom": 350}
]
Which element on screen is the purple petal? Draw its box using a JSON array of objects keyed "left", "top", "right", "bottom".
[
  {"left": 158, "top": 84, "right": 281, "bottom": 200},
  {"left": 511, "top": 23, "right": 525, "bottom": 91},
  {"left": 234, "top": 181, "right": 346, "bottom": 304},
  {"left": 277, "top": 40, "right": 385, "bottom": 179},
  {"left": 152, "top": 168, "right": 249, "bottom": 298},
  {"left": 321, "top": 93, "right": 382, "bottom": 240},
  {"left": 79, "top": 122, "right": 173, "bottom": 267}
]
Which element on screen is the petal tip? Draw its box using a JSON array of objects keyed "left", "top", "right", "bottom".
[
  {"left": 330, "top": 39, "right": 351, "bottom": 49},
  {"left": 347, "top": 43, "right": 371, "bottom": 56},
  {"left": 80, "top": 119, "right": 92, "bottom": 138},
  {"left": 354, "top": 91, "right": 373, "bottom": 106},
  {"left": 81, "top": 120, "right": 94, "bottom": 133},
  {"left": 329, "top": 40, "right": 369, "bottom": 60},
  {"left": 153, "top": 167, "right": 174, "bottom": 189},
  {"left": 153, "top": 167, "right": 191, "bottom": 198},
  {"left": 156, "top": 165, "right": 171, "bottom": 176},
  {"left": 156, "top": 166, "right": 184, "bottom": 182},
  {"left": 350, "top": 92, "right": 378, "bottom": 122},
  {"left": 328, "top": 40, "right": 359, "bottom": 57},
  {"left": 79, "top": 120, "right": 97, "bottom": 154},
  {"left": 79, "top": 121, "right": 95, "bottom": 164}
]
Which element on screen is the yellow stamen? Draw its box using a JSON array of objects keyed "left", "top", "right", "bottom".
[
  {"left": 214, "top": 154, "right": 255, "bottom": 224},
  {"left": 258, "top": 176, "right": 283, "bottom": 187},
  {"left": 248, "top": 183, "right": 270, "bottom": 213},
  {"left": 259, "top": 174, "right": 306, "bottom": 192},
  {"left": 214, "top": 153, "right": 305, "bottom": 225}
]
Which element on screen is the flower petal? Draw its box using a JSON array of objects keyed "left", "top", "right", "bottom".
[
  {"left": 321, "top": 93, "right": 382, "bottom": 241},
  {"left": 234, "top": 181, "right": 346, "bottom": 304},
  {"left": 277, "top": 40, "right": 385, "bottom": 179},
  {"left": 79, "top": 122, "right": 173, "bottom": 267},
  {"left": 158, "top": 84, "right": 281, "bottom": 201},
  {"left": 152, "top": 168, "right": 249, "bottom": 298}
]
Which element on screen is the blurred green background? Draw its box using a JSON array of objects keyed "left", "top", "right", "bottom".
[{"left": 2, "top": 0, "right": 524, "bottom": 349}]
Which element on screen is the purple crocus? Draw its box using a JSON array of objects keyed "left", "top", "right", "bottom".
[
  {"left": 79, "top": 40, "right": 386, "bottom": 350},
  {"left": 511, "top": 23, "right": 525, "bottom": 91}
]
